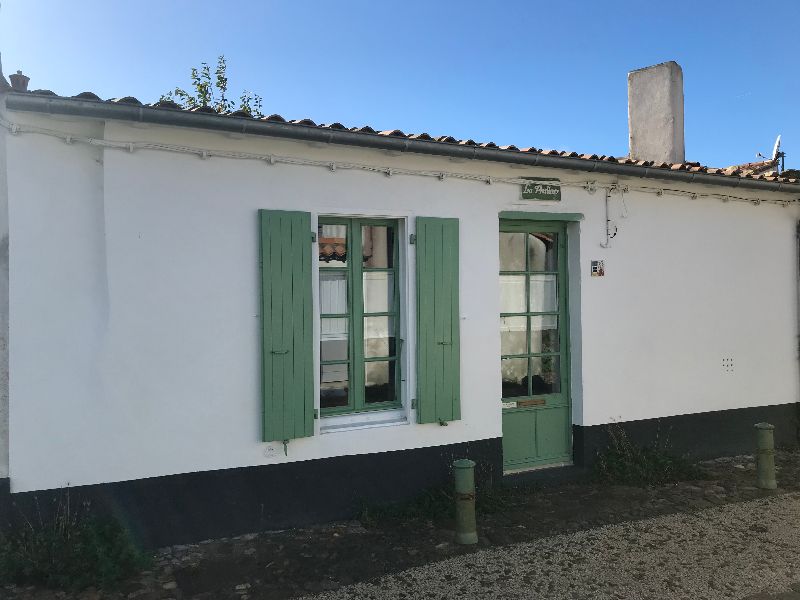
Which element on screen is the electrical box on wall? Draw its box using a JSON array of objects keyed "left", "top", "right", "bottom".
[{"left": 591, "top": 260, "right": 605, "bottom": 277}]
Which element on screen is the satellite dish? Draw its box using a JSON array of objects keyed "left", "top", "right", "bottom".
[{"left": 772, "top": 135, "right": 782, "bottom": 161}]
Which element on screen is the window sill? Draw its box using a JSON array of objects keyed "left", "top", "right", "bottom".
[{"left": 319, "top": 409, "right": 408, "bottom": 434}]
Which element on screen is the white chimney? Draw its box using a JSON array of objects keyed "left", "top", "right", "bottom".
[{"left": 627, "top": 61, "right": 685, "bottom": 164}]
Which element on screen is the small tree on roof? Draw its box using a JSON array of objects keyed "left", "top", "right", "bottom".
[{"left": 160, "top": 55, "right": 264, "bottom": 118}]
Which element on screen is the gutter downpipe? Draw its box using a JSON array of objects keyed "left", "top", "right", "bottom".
[{"left": 4, "top": 93, "right": 799, "bottom": 196}]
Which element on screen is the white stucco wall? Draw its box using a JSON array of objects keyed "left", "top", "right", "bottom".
[
  {"left": 0, "top": 117, "right": 9, "bottom": 479},
  {"left": 2, "top": 107, "right": 798, "bottom": 492}
]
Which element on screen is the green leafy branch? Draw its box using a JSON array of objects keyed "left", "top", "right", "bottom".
[{"left": 160, "top": 55, "right": 264, "bottom": 118}]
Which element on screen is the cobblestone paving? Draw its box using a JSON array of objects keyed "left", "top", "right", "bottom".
[{"left": 306, "top": 493, "right": 800, "bottom": 600}]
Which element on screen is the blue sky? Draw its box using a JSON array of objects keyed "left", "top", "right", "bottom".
[{"left": 2, "top": 1, "right": 798, "bottom": 169}]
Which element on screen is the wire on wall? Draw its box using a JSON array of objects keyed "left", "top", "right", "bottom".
[{"left": 1, "top": 116, "right": 797, "bottom": 209}]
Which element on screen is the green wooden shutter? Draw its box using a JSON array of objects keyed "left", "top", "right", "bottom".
[
  {"left": 415, "top": 217, "right": 461, "bottom": 424},
  {"left": 260, "top": 210, "right": 314, "bottom": 442}
]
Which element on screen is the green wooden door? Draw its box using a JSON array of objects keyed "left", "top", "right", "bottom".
[{"left": 499, "top": 221, "right": 571, "bottom": 471}]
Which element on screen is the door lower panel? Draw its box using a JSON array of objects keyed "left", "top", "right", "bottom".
[{"left": 502, "top": 404, "right": 571, "bottom": 470}]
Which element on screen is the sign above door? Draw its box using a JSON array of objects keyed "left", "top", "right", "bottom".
[{"left": 521, "top": 177, "right": 561, "bottom": 201}]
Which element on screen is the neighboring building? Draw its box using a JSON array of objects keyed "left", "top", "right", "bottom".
[{"left": 0, "top": 61, "right": 798, "bottom": 547}]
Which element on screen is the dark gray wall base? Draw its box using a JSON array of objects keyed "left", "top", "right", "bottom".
[
  {"left": 573, "top": 402, "right": 799, "bottom": 467},
  {"left": 0, "top": 438, "right": 502, "bottom": 549},
  {"left": 503, "top": 465, "right": 588, "bottom": 488},
  {"left": 0, "top": 477, "right": 8, "bottom": 527}
]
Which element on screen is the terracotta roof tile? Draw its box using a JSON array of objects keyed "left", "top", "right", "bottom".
[
  {"left": 73, "top": 91, "right": 102, "bottom": 101},
  {"left": 111, "top": 96, "right": 142, "bottom": 105},
  {"left": 7, "top": 88, "right": 799, "bottom": 186},
  {"left": 151, "top": 99, "right": 181, "bottom": 109}
]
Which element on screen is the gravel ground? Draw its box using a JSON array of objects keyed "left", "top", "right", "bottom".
[
  {"left": 304, "top": 493, "right": 800, "bottom": 600},
  {"left": 5, "top": 452, "right": 800, "bottom": 599}
]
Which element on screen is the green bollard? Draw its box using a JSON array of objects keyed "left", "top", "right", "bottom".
[
  {"left": 453, "top": 459, "right": 478, "bottom": 545},
  {"left": 755, "top": 422, "right": 777, "bottom": 490}
]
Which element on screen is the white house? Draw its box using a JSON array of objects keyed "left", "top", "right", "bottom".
[{"left": 0, "top": 61, "right": 797, "bottom": 547}]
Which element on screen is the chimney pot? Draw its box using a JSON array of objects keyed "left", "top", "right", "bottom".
[
  {"left": 9, "top": 70, "right": 30, "bottom": 92},
  {"left": 628, "top": 61, "right": 685, "bottom": 164}
]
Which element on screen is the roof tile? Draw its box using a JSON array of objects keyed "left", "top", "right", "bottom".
[
  {"left": 73, "top": 92, "right": 102, "bottom": 101},
  {"left": 7, "top": 88, "right": 798, "bottom": 186},
  {"left": 227, "top": 110, "right": 254, "bottom": 118},
  {"left": 111, "top": 96, "right": 142, "bottom": 105},
  {"left": 150, "top": 99, "right": 181, "bottom": 109}
]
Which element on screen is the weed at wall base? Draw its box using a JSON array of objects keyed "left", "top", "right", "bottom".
[
  {"left": 0, "top": 491, "right": 150, "bottom": 591},
  {"left": 593, "top": 423, "right": 706, "bottom": 487}
]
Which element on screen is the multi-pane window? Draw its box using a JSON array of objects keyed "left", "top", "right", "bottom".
[
  {"left": 499, "top": 228, "right": 564, "bottom": 399},
  {"left": 318, "top": 218, "right": 401, "bottom": 415}
]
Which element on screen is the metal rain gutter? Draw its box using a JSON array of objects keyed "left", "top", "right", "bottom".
[{"left": 5, "top": 92, "right": 799, "bottom": 195}]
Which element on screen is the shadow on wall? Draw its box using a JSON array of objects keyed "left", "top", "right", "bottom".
[
  {"left": 0, "top": 439, "right": 503, "bottom": 549},
  {"left": 573, "top": 403, "right": 800, "bottom": 468}
]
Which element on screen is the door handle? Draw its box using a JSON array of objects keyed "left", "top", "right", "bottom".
[{"left": 271, "top": 349, "right": 289, "bottom": 355}]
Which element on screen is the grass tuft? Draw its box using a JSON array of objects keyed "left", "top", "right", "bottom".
[
  {"left": 593, "top": 423, "right": 706, "bottom": 486},
  {"left": 0, "top": 491, "right": 150, "bottom": 591}
]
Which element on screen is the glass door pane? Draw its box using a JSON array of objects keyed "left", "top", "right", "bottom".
[
  {"left": 527, "top": 232, "right": 558, "bottom": 271},
  {"left": 500, "top": 232, "right": 526, "bottom": 271},
  {"left": 528, "top": 275, "right": 558, "bottom": 313}
]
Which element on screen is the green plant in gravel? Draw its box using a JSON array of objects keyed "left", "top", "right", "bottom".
[
  {"left": 0, "top": 492, "right": 150, "bottom": 591},
  {"left": 594, "top": 423, "right": 706, "bottom": 486}
]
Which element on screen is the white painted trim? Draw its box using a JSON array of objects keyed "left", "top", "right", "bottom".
[{"left": 320, "top": 409, "right": 408, "bottom": 433}]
